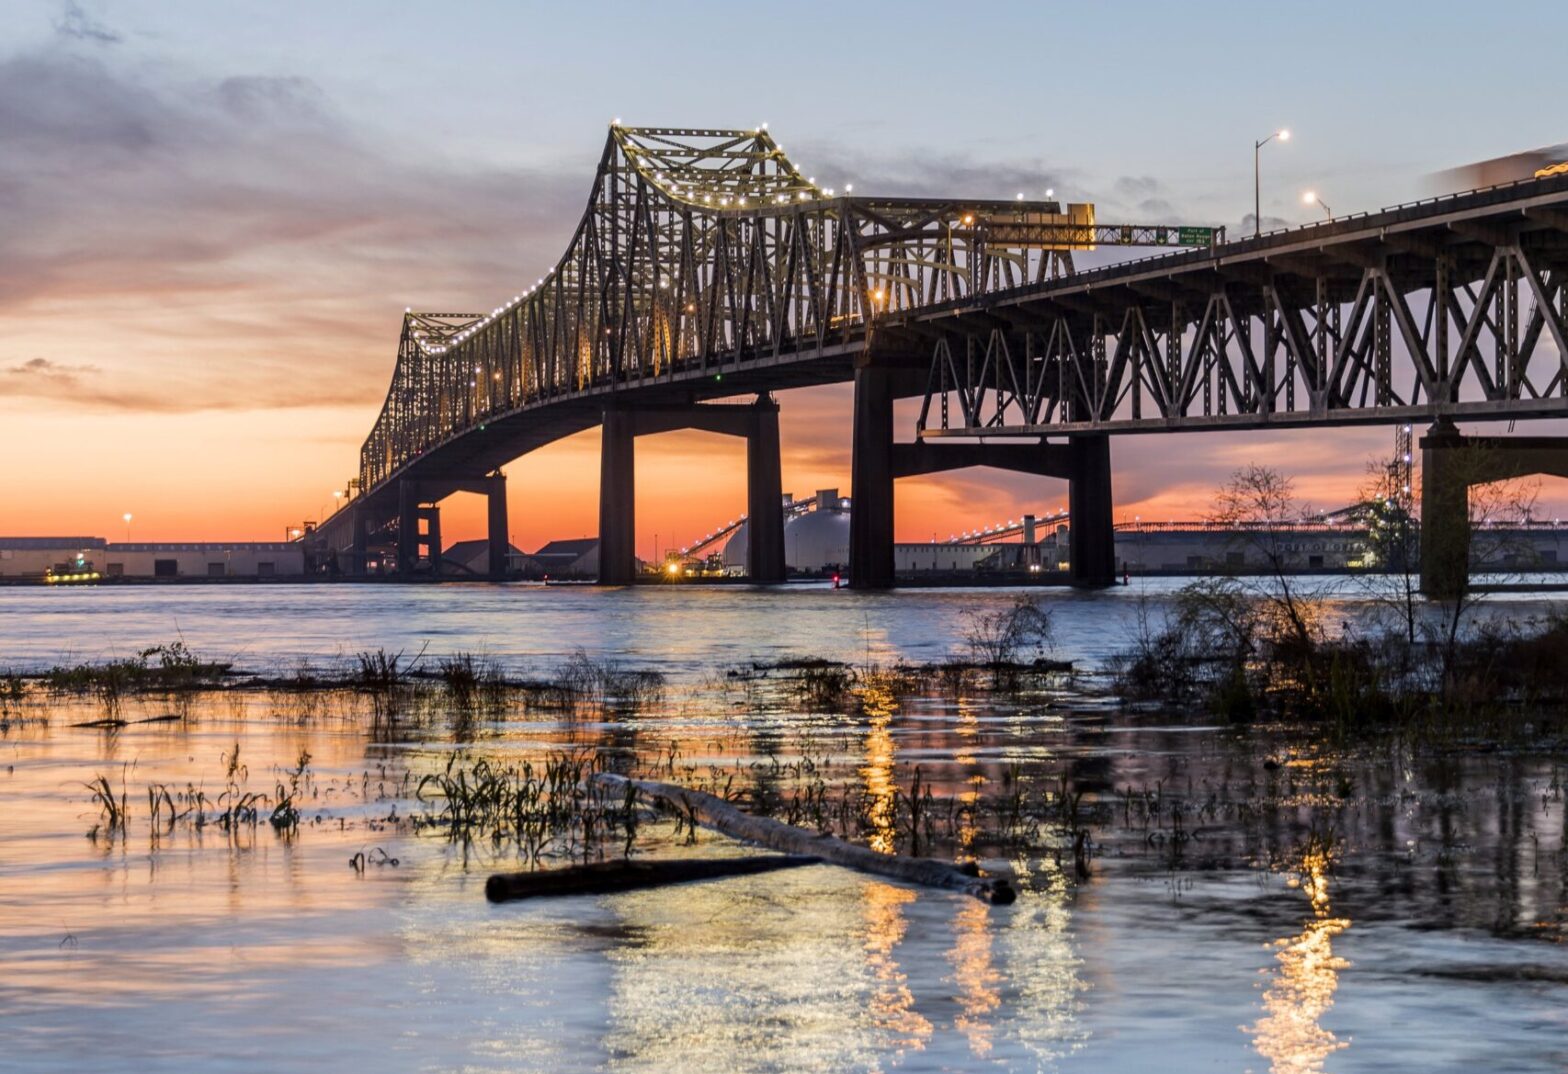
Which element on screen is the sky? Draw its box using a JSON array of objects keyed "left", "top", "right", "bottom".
[{"left": 3, "top": 0, "right": 1567, "bottom": 552}]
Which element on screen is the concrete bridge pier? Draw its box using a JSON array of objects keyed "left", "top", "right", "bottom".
[
  {"left": 483, "top": 474, "right": 509, "bottom": 580},
  {"left": 744, "top": 401, "right": 786, "bottom": 584},
  {"left": 1419, "top": 420, "right": 1469, "bottom": 600},
  {"left": 599, "top": 408, "right": 638, "bottom": 586},
  {"left": 345, "top": 505, "right": 370, "bottom": 576},
  {"left": 850, "top": 360, "right": 1118, "bottom": 588},
  {"left": 397, "top": 482, "right": 443, "bottom": 579},
  {"left": 1066, "top": 434, "right": 1115, "bottom": 587},
  {"left": 849, "top": 366, "right": 896, "bottom": 589},
  {"left": 597, "top": 396, "right": 786, "bottom": 585},
  {"left": 1419, "top": 421, "right": 1568, "bottom": 599}
]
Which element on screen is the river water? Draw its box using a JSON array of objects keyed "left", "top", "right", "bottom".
[{"left": 2, "top": 581, "right": 1566, "bottom": 1073}]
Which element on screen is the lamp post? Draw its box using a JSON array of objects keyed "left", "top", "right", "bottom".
[
  {"left": 1254, "top": 128, "right": 1290, "bottom": 237},
  {"left": 122, "top": 513, "right": 132, "bottom": 543},
  {"left": 1302, "top": 190, "right": 1331, "bottom": 219}
]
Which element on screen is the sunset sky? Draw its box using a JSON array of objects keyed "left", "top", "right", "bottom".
[{"left": 5, "top": 0, "right": 1567, "bottom": 553}]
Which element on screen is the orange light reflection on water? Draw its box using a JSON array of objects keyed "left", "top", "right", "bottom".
[{"left": 1247, "top": 844, "right": 1352, "bottom": 1074}]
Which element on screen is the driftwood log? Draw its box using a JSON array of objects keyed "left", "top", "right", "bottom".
[
  {"left": 486, "top": 854, "right": 820, "bottom": 903},
  {"left": 592, "top": 772, "right": 1016, "bottom": 905}
]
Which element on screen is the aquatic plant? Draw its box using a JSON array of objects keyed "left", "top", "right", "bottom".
[
  {"left": 528, "top": 651, "right": 664, "bottom": 710},
  {"left": 414, "top": 750, "right": 640, "bottom": 863},
  {"left": 84, "top": 770, "right": 129, "bottom": 836},
  {"left": 962, "top": 595, "right": 1054, "bottom": 667},
  {"left": 435, "top": 652, "right": 507, "bottom": 710}
]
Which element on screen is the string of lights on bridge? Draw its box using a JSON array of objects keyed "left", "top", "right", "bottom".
[{"left": 401, "top": 120, "right": 1070, "bottom": 363}]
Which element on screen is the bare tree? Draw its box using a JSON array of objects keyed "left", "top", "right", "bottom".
[
  {"left": 1355, "top": 453, "right": 1422, "bottom": 647},
  {"left": 1209, "top": 465, "right": 1330, "bottom": 689}
]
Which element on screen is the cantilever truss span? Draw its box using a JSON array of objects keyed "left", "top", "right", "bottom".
[
  {"left": 357, "top": 125, "right": 1218, "bottom": 497},
  {"left": 908, "top": 174, "right": 1568, "bottom": 437}
]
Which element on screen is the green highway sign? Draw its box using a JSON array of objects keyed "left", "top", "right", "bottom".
[{"left": 1177, "top": 226, "right": 1216, "bottom": 246}]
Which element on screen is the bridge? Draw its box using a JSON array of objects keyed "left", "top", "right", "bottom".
[{"left": 311, "top": 123, "right": 1568, "bottom": 597}]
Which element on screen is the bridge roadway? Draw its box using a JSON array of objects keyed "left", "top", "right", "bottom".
[{"left": 309, "top": 125, "right": 1568, "bottom": 597}]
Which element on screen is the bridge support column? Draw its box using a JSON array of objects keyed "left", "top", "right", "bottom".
[
  {"left": 397, "top": 483, "right": 418, "bottom": 579},
  {"left": 1067, "top": 434, "right": 1115, "bottom": 587},
  {"left": 485, "top": 474, "right": 509, "bottom": 580},
  {"left": 849, "top": 366, "right": 896, "bottom": 589},
  {"left": 397, "top": 482, "right": 442, "bottom": 579},
  {"left": 1420, "top": 420, "right": 1470, "bottom": 600},
  {"left": 746, "top": 399, "right": 786, "bottom": 584},
  {"left": 346, "top": 505, "right": 369, "bottom": 576},
  {"left": 599, "top": 408, "right": 637, "bottom": 585},
  {"left": 422, "top": 506, "right": 442, "bottom": 578}
]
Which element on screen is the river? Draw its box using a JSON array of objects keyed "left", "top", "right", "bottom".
[{"left": 2, "top": 580, "right": 1565, "bottom": 1072}]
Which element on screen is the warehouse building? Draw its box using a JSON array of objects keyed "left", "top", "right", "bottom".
[{"left": 102, "top": 543, "right": 306, "bottom": 579}]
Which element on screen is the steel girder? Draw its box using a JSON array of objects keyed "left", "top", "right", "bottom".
[
  {"left": 354, "top": 125, "right": 1215, "bottom": 497},
  {"left": 913, "top": 177, "right": 1568, "bottom": 437}
]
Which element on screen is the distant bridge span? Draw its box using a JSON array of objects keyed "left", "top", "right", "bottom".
[{"left": 311, "top": 124, "right": 1568, "bottom": 596}]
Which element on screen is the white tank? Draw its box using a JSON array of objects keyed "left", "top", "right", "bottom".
[{"left": 722, "top": 491, "right": 851, "bottom": 573}]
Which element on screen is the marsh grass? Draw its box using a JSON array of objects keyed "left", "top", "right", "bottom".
[
  {"left": 432, "top": 652, "right": 508, "bottom": 711},
  {"left": 521, "top": 651, "right": 665, "bottom": 712},
  {"left": 414, "top": 750, "right": 640, "bottom": 863},
  {"left": 85, "top": 770, "right": 129, "bottom": 837}
]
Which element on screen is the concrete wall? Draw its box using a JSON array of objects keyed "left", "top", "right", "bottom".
[
  {"left": 1114, "top": 529, "right": 1366, "bottom": 572},
  {"left": 102, "top": 543, "right": 306, "bottom": 579},
  {"left": 894, "top": 543, "right": 1004, "bottom": 573}
]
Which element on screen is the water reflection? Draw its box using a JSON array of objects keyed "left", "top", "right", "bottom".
[
  {"left": 857, "top": 676, "right": 899, "bottom": 855},
  {"left": 949, "top": 899, "right": 1002, "bottom": 1057},
  {"left": 1248, "top": 841, "right": 1351, "bottom": 1074},
  {"left": 863, "top": 882, "right": 932, "bottom": 1057}
]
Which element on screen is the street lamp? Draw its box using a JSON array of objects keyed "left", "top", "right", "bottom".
[
  {"left": 1254, "top": 128, "right": 1291, "bottom": 237},
  {"left": 122, "top": 513, "right": 132, "bottom": 542},
  {"left": 1302, "top": 190, "right": 1331, "bottom": 218}
]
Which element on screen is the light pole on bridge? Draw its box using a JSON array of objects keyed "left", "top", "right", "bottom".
[{"left": 1254, "top": 128, "right": 1290, "bottom": 238}]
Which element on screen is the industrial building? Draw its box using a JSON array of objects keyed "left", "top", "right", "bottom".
[
  {"left": 0, "top": 538, "right": 305, "bottom": 581},
  {"left": 102, "top": 543, "right": 306, "bottom": 579},
  {"left": 0, "top": 538, "right": 107, "bottom": 580}
]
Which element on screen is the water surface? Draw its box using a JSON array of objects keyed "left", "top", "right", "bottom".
[{"left": 2, "top": 582, "right": 1565, "bottom": 1072}]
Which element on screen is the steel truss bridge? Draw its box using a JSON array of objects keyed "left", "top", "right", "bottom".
[{"left": 312, "top": 123, "right": 1568, "bottom": 597}]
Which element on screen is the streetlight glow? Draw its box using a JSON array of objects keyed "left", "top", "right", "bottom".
[{"left": 1254, "top": 126, "right": 1293, "bottom": 237}]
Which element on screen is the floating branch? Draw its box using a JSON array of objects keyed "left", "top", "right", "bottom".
[
  {"left": 485, "top": 854, "right": 820, "bottom": 903},
  {"left": 591, "top": 773, "right": 1017, "bottom": 905}
]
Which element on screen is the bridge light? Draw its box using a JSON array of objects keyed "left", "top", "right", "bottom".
[
  {"left": 961, "top": 214, "right": 974, "bottom": 225},
  {"left": 845, "top": 184, "right": 853, "bottom": 193}
]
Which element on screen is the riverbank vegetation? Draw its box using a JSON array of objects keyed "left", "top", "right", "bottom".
[{"left": 1110, "top": 463, "right": 1563, "bottom": 740}]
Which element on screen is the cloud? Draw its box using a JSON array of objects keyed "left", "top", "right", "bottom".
[
  {"left": 0, "top": 354, "right": 371, "bottom": 412},
  {"left": 0, "top": 37, "right": 589, "bottom": 414},
  {"left": 793, "top": 142, "right": 1073, "bottom": 202},
  {"left": 53, "top": 1, "right": 120, "bottom": 45}
]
